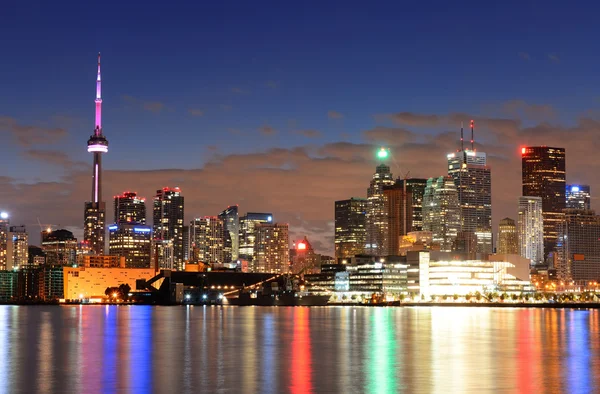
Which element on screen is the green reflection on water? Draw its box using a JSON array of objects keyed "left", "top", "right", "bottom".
[{"left": 368, "top": 308, "right": 398, "bottom": 394}]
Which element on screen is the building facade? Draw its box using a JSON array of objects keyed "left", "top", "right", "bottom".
[
  {"left": 254, "top": 223, "right": 289, "bottom": 273},
  {"left": 556, "top": 209, "right": 600, "bottom": 282},
  {"left": 41, "top": 229, "right": 77, "bottom": 266},
  {"left": 190, "top": 217, "right": 225, "bottom": 264},
  {"left": 219, "top": 206, "right": 239, "bottom": 262},
  {"left": 395, "top": 178, "right": 428, "bottom": 232},
  {"left": 153, "top": 187, "right": 184, "bottom": 270},
  {"left": 239, "top": 212, "right": 273, "bottom": 262},
  {"left": 423, "top": 176, "right": 461, "bottom": 252},
  {"left": 497, "top": 218, "right": 518, "bottom": 255},
  {"left": 6, "top": 226, "right": 28, "bottom": 270},
  {"left": 566, "top": 184, "right": 591, "bottom": 211},
  {"left": 334, "top": 198, "right": 367, "bottom": 259},
  {"left": 384, "top": 185, "right": 413, "bottom": 256},
  {"left": 0, "top": 213, "right": 9, "bottom": 270},
  {"left": 114, "top": 191, "right": 146, "bottom": 224},
  {"left": 108, "top": 223, "right": 152, "bottom": 268},
  {"left": 366, "top": 164, "right": 395, "bottom": 256},
  {"left": 518, "top": 196, "right": 544, "bottom": 267}
]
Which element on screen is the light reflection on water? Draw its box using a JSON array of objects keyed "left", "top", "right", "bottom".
[{"left": 0, "top": 306, "right": 599, "bottom": 394}]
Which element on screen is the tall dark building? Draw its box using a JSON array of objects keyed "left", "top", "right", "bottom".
[
  {"left": 522, "top": 146, "right": 566, "bottom": 260},
  {"left": 556, "top": 209, "right": 600, "bottom": 281},
  {"left": 219, "top": 205, "right": 239, "bottom": 262},
  {"left": 108, "top": 223, "right": 152, "bottom": 268},
  {"left": 394, "top": 178, "right": 427, "bottom": 232},
  {"left": 84, "top": 53, "right": 108, "bottom": 255},
  {"left": 41, "top": 229, "right": 77, "bottom": 266},
  {"left": 153, "top": 187, "right": 185, "bottom": 270},
  {"left": 334, "top": 198, "right": 367, "bottom": 259},
  {"left": 383, "top": 185, "right": 412, "bottom": 256},
  {"left": 114, "top": 191, "right": 146, "bottom": 224}
]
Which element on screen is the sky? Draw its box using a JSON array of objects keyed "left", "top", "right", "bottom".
[{"left": 2, "top": 1, "right": 600, "bottom": 254}]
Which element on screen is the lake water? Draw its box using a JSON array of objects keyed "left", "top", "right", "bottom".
[{"left": 0, "top": 305, "right": 598, "bottom": 393}]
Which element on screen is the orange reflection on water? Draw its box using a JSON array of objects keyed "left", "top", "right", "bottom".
[{"left": 290, "top": 307, "right": 313, "bottom": 394}]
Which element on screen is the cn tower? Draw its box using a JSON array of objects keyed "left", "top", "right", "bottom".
[{"left": 84, "top": 53, "right": 108, "bottom": 254}]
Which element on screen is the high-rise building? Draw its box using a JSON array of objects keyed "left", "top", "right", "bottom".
[
  {"left": 7, "top": 226, "right": 28, "bottom": 270},
  {"left": 41, "top": 229, "right": 77, "bottom": 266},
  {"left": 447, "top": 124, "right": 492, "bottom": 254},
  {"left": 219, "top": 206, "right": 239, "bottom": 262},
  {"left": 114, "top": 191, "right": 146, "bottom": 224},
  {"left": 239, "top": 212, "right": 273, "bottom": 261},
  {"left": 395, "top": 178, "right": 428, "bottom": 232},
  {"left": 366, "top": 164, "right": 395, "bottom": 256},
  {"left": 497, "top": 218, "right": 518, "bottom": 255},
  {"left": 521, "top": 146, "right": 566, "bottom": 260},
  {"left": 189, "top": 217, "right": 224, "bottom": 264},
  {"left": 384, "top": 184, "right": 413, "bottom": 256},
  {"left": 517, "top": 196, "right": 544, "bottom": 267},
  {"left": 566, "top": 184, "right": 591, "bottom": 211},
  {"left": 84, "top": 53, "right": 108, "bottom": 255},
  {"left": 108, "top": 223, "right": 152, "bottom": 268},
  {"left": 254, "top": 223, "right": 289, "bottom": 273},
  {"left": 290, "top": 237, "right": 319, "bottom": 274},
  {"left": 334, "top": 198, "right": 367, "bottom": 259},
  {"left": 153, "top": 239, "right": 174, "bottom": 271},
  {"left": 556, "top": 209, "right": 600, "bottom": 281},
  {"left": 153, "top": 187, "right": 184, "bottom": 270},
  {"left": 0, "top": 212, "right": 9, "bottom": 270},
  {"left": 422, "top": 176, "right": 461, "bottom": 252}
]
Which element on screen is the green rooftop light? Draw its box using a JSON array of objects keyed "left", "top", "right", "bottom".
[{"left": 377, "top": 147, "right": 389, "bottom": 159}]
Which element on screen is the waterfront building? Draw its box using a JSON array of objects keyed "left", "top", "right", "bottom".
[
  {"left": 114, "top": 191, "right": 146, "bottom": 224},
  {"left": 366, "top": 164, "right": 395, "bottom": 256},
  {"left": 238, "top": 212, "right": 273, "bottom": 262},
  {"left": 566, "top": 184, "right": 591, "bottom": 211},
  {"left": 556, "top": 209, "right": 600, "bottom": 282},
  {"left": 108, "top": 223, "right": 152, "bottom": 268},
  {"left": 41, "top": 229, "right": 77, "bottom": 266},
  {"left": 84, "top": 54, "right": 108, "bottom": 255},
  {"left": 153, "top": 239, "right": 174, "bottom": 271},
  {"left": 423, "top": 176, "right": 461, "bottom": 252},
  {"left": 518, "top": 196, "right": 544, "bottom": 267},
  {"left": 498, "top": 218, "right": 518, "bottom": 255},
  {"left": 0, "top": 271, "right": 18, "bottom": 301},
  {"left": 334, "top": 198, "right": 367, "bottom": 259},
  {"left": 384, "top": 184, "right": 413, "bottom": 256},
  {"left": 6, "top": 226, "right": 28, "bottom": 270},
  {"left": 78, "top": 254, "right": 125, "bottom": 268},
  {"left": 190, "top": 217, "right": 224, "bottom": 264},
  {"left": 63, "top": 267, "right": 155, "bottom": 300},
  {"left": 291, "top": 237, "right": 320, "bottom": 274},
  {"left": 0, "top": 212, "right": 9, "bottom": 270},
  {"left": 521, "top": 146, "right": 566, "bottom": 260},
  {"left": 219, "top": 206, "right": 239, "bottom": 261},
  {"left": 254, "top": 222, "right": 289, "bottom": 273},
  {"left": 153, "top": 187, "right": 184, "bottom": 270}
]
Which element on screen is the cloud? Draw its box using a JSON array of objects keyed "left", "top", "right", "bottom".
[
  {"left": 230, "top": 87, "right": 249, "bottom": 94},
  {"left": 548, "top": 53, "right": 560, "bottom": 63},
  {"left": 122, "top": 95, "right": 165, "bottom": 113},
  {"left": 518, "top": 52, "right": 531, "bottom": 61},
  {"left": 266, "top": 80, "right": 279, "bottom": 89},
  {"left": 259, "top": 125, "right": 277, "bottom": 136},
  {"left": 294, "top": 129, "right": 321, "bottom": 138},
  {"left": 22, "top": 149, "right": 88, "bottom": 169},
  {"left": 501, "top": 100, "right": 556, "bottom": 121},
  {"left": 328, "top": 110, "right": 344, "bottom": 119},
  {"left": 0, "top": 116, "right": 67, "bottom": 146},
  {"left": 188, "top": 108, "right": 204, "bottom": 117}
]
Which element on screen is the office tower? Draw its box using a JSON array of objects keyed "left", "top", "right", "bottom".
[
  {"left": 153, "top": 239, "right": 174, "bottom": 271},
  {"left": 108, "top": 224, "right": 152, "bottom": 268},
  {"left": 189, "top": 217, "right": 224, "bottom": 264},
  {"left": 447, "top": 122, "right": 492, "bottom": 254},
  {"left": 238, "top": 212, "right": 273, "bottom": 261},
  {"left": 334, "top": 198, "right": 367, "bottom": 259},
  {"left": 291, "top": 237, "right": 319, "bottom": 274},
  {"left": 6, "top": 226, "right": 28, "bottom": 270},
  {"left": 219, "top": 206, "right": 239, "bottom": 261},
  {"left": 396, "top": 178, "right": 427, "bottom": 232},
  {"left": 153, "top": 187, "right": 184, "bottom": 270},
  {"left": 566, "top": 184, "right": 591, "bottom": 210},
  {"left": 182, "top": 225, "right": 190, "bottom": 261},
  {"left": 556, "top": 209, "right": 600, "bottom": 281},
  {"left": 517, "top": 196, "right": 544, "bottom": 267},
  {"left": 497, "top": 218, "right": 518, "bottom": 255},
  {"left": 422, "top": 176, "right": 461, "bottom": 252},
  {"left": 521, "top": 146, "right": 566, "bottom": 260},
  {"left": 84, "top": 53, "right": 108, "bottom": 255},
  {"left": 114, "top": 191, "right": 146, "bottom": 224},
  {"left": 384, "top": 184, "right": 413, "bottom": 255},
  {"left": 366, "top": 164, "right": 395, "bottom": 256},
  {"left": 41, "top": 229, "right": 77, "bottom": 266},
  {"left": 254, "top": 223, "right": 289, "bottom": 273},
  {"left": 0, "top": 212, "right": 9, "bottom": 270}
]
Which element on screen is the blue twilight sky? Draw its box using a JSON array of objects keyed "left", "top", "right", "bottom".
[{"left": 2, "top": 0, "right": 600, "bottom": 251}]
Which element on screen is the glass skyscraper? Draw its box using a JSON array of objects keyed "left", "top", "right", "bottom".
[
  {"left": 153, "top": 187, "right": 185, "bottom": 270},
  {"left": 334, "top": 198, "right": 367, "bottom": 259}
]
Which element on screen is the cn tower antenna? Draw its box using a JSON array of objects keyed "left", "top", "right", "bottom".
[
  {"left": 460, "top": 121, "right": 464, "bottom": 151},
  {"left": 470, "top": 119, "right": 475, "bottom": 151}
]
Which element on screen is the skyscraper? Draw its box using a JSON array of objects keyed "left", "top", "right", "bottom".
[
  {"left": 218, "top": 206, "right": 239, "bottom": 262},
  {"left": 334, "top": 198, "right": 367, "bottom": 259},
  {"left": 84, "top": 53, "right": 108, "bottom": 255},
  {"left": 497, "top": 217, "right": 518, "bottom": 255},
  {"left": 566, "top": 184, "right": 591, "bottom": 210},
  {"left": 556, "top": 209, "right": 600, "bottom": 281},
  {"left": 153, "top": 187, "right": 185, "bottom": 270},
  {"left": 422, "top": 176, "right": 461, "bottom": 252},
  {"left": 238, "top": 212, "right": 273, "bottom": 262},
  {"left": 114, "top": 191, "right": 146, "bottom": 224},
  {"left": 395, "top": 178, "right": 428, "bottom": 232},
  {"left": 521, "top": 146, "right": 566, "bottom": 260},
  {"left": 189, "top": 217, "right": 224, "bottom": 264},
  {"left": 254, "top": 222, "right": 289, "bottom": 273},
  {"left": 108, "top": 224, "right": 152, "bottom": 268},
  {"left": 290, "top": 237, "right": 319, "bottom": 274},
  {"left": 41, "top": 229, "right": 77, "bottom": 266},
  {"left": 447, "top": 122, "right": 492, "bottom": 254},
  {"left": 7, "top": 226, "right": 28, "bottom": 270},
  {"left": 517, "top": 196, "right": 544, "bottom": 267},
  {"left": 384, "top": 184, "right": 413, "bottom": 256},
  {"left": 366, "top": 163, "right": 395, "bottom": 256},
  {"left": 0, "top": 212, "right": 9, "bottom": 270}
]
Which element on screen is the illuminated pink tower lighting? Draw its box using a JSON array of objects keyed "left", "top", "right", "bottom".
[{"left": 84, "top": 53, "right": 108, "bottom": 254}]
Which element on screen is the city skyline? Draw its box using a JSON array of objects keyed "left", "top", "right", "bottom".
[{"left": 3, "top": 2, "right": 600, "bottom": 255}]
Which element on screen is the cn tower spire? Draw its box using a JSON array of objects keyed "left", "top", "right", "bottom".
[{"left": 95, "top": 52, "right": 102, "bottom": 136}]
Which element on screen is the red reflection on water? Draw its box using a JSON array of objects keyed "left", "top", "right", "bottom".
[
  {"left": 517, "top": 311, "right": 535, "bottom": 393},
  {"left": 290, "top": 308, "right": 313, "bottom": 394}
]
